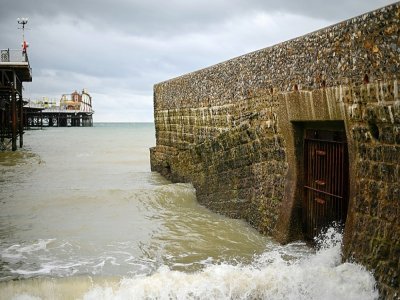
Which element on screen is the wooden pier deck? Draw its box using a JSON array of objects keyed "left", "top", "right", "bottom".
[{"left": 24, "top": 107, "right": 93, "bottom": 127}]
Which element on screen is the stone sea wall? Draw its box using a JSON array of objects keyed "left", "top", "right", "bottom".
[
  {"left": 152, "top": 95, "right": 289, "bottom": 236},
  {"left": 151, "top": 3, "right": 400, "bottom": 297},
  {"left": 343, "top": 80, "right": 400, "bottom": 298}
]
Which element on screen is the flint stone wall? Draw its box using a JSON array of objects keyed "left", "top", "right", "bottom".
[{"left": 151, "top": 3, "right": 400, "bottom": 297}]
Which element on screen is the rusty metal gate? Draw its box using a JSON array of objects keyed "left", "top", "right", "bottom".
[{"left": 303, "top": 129, "right": 349, "bottom": 239}]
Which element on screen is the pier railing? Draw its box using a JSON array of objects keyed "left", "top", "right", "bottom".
[
  {"left": 0, "top": 49, "right": 32, "bottom": 82},
  {"left": 0, "top": 49, "right": 29, "bottom": 64}
]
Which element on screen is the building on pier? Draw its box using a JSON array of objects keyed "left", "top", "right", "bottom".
[
  {"left": 60, "top": 89, "right": 93, "bottom": 112},
  {"left": 0, "top": 48, "right": 32, "bottom": 151},
  {"left": 24, "top": 89, "right": 94, "bottom": 128}
]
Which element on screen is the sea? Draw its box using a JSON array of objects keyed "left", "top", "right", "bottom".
[{"left": 0, "top": 123, "right": 378, "bottom": 299}]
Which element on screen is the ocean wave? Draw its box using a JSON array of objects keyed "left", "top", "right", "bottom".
[
  {"left": 0, "top": 229, "right": 378, "bottom": 300},
  {"left": 82, "top": 230, "right": 377, "bottom": 300}
]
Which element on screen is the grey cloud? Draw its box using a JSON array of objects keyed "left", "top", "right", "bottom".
[
  {"left": 1, "top": 0, "right": 396, "bottom": 37},
  {"left": 1, "top": 0, "right": 396, "bottom": 121}
]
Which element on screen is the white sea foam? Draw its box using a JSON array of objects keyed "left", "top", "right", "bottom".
[
  {"left": 11, "top": 294, "right": 41, "bottom": 300},
  {"left": 81, "top": 230, "right": 377, "bottom": 300},
  {"left": 0, "top": 229, "right": 377, "bottom": 299},
  {"left": 19, "top": 239, "right": 54, "bottom": 253},
  {"left": 1, "top": 239, "right": 54, "bottom": 270}
]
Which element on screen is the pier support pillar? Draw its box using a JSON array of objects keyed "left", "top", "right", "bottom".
[
  {"left": 19, "top": 92, "right": 23, "bottom": 148},
  {"left": 0, "top": 109, "right": 4, "bottom": 143},
  {"left": 11, "top": 75, "right": 17, "bottom": 151}
]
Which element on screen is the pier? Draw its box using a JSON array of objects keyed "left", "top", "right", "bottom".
[
  {"left": 24, "top": 89, "right": 94, "bottom": 128},
  {"left": 24, "top": 106, "right": 93, "bottom": 128},
  {"left": 0, "top": 48, "right": 32, "bottom": 151}
]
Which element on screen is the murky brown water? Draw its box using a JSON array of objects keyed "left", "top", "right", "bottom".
[{"left": 0, "top": 124, "right": 377, "bottom": 299}]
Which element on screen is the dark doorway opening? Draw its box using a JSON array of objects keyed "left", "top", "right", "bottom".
[{"left": 302, "top": 126, "right": 349, "bottom": 239}]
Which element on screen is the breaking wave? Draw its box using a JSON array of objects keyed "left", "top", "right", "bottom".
[{"left": 1, "top": 228, "right": 378, "bottom": 300}]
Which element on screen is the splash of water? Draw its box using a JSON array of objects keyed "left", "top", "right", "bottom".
[
  {"left": 2, "top": 228, "right": 378, "bottom": 300},
  {"left": 83, "top": 229, "right": 377, "bottom": 300}
]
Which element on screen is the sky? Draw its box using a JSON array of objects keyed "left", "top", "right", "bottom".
[{"left": 0, "top": 0, "right": 397, "bottom": 122}]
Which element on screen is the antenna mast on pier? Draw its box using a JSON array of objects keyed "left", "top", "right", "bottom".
[{"left": 17, "top": 17, "right": 29, "bottom": 53}]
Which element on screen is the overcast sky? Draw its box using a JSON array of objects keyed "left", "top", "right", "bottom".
[{"left": 0, "top": 0, "right": 396, "bottom": 122}]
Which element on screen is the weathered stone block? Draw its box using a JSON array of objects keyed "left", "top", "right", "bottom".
[
  {"left": 381, "top": 145, "right": 398, "bottom": 163},
  {"left": 387, "top": 184, "right": 400, "bottom": 202},
  {"left": 380, "top": 126, "right": 396, "bottom": 144}
]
